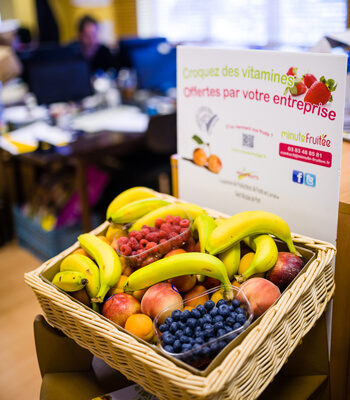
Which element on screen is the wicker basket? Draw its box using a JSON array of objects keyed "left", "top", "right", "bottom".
[{"left": 24, "top": 194, "right": 336, "bottom": 400}]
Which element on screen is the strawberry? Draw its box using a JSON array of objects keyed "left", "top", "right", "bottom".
[
  {"left": 284, "top": 77, "right": 307, "bottom": 96},
  {"left": 286, "top": 67, "right": 298, "bottom": 76},
  {"left": 302, "top": 73, "right": 317, "bottom": 88},
  {"left": 304, "top": 76, "right": 337, "bottom": 105}
]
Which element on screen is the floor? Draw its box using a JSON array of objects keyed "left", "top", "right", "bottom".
[{"left": 0, "top": 240, "right": 43, "bottom": 400}]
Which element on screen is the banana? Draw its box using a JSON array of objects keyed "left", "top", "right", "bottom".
[
  {"left": 106, "top": 186, "right": 159, "bottom": 221},
  {"left": 52, "top": 270, "right": 88, "bottom": 292},
  {"left": 123, "top": 252, "right": 234, "bottom": 300},
  {"left": 129, "top": 203, "right": 206, "bottom": 231},
  {"left": 108, "top": 198, "right": 171, "bottom": 224},
  {"left": 218, "top": 242, "right": 241, "bottom": 280},
  {"left": 235, "top": 234, "right": 278, "bottom": 283},
  {"left": 78, "top": 234, "right": 122, "bottom": 303},
  {"left": 206, "top": 210, "right": 301, "bottom": 257},
  {"left": 176, "top": 202, "right": 207, "bottom": 220},
  {"left": 191, "top": 214, "right": 217, "bottom": 253},
  {"left": 60, "top": 254, "right": 100, "bottom": 299}
]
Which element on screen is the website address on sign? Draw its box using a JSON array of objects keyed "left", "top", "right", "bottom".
[{"left": 279, "top": 143, "right": 332, "bottom": 168}]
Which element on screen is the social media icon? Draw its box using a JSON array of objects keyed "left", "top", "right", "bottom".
[
  {"left": 292, "top": 170, "right": 304, "bottom": 184},
  {"left": 305, "top": 173, "right": 316, "bottom": 187}
]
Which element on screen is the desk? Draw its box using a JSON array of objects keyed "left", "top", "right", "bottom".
[{"left": 1, "top": 129, "right": 145, "bottom": 233}]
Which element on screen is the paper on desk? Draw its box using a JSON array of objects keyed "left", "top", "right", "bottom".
[
  {"left": 71, "top": 105, "right": 149, "bottom": 133},
  {"left": 92, "top": 384, "right": 159, "bottom": 400},
  {"left": 0, "top": 121, "right": 73, "bottom": 155}
]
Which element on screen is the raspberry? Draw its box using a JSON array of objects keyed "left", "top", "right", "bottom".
[
  {"left": 145, "top": 241, "right": 158, "bottom": 254},
  {"left": 173, "top": 216, "right": 182, "bottom": 226},
  {"left": 129, "top": 237, "right": 140, "bottom": 251},
  {"left": 155, "top": 218, "right": 165, "bottom": 229},
  {"left": 172, "top": 225, "right": 181, "bottom": 234},
  {"left": 180, "top": 228, "right": 191, "bottom": 242},
  {"left": 145, "top": 231, "right": 160, "bottom": 243},
  {"left": 140, "top": 228, "right": 150, "bottom": 237},
  {"left": 160, "top": 223, "right": 172, "bottom": 233},
  {"left": 165, "top": 215, "right": 175, "bottom": 224},
  {"left": 128, "top": 230, "right": 143, "bottom": 241},
  {"left": 158, "top": 238, "right": 172, "bottom": 255},
  {"left": 149, "top": 226, "right": 158, "bottom": 232},
  {"left": 159, "top": 230, "right": 168, "bottom": 240},
  {"left": 140, "top": 238, "right": 148, "bottom": 248},
  {"left": 179, "top": 219, "right": 190, "bottom": 228},
  {"left": 117, "top": 236, "right": 129, "bottom": 246},
  {"left": 120, "top": 244, "right": 132, "bottom": 256}
]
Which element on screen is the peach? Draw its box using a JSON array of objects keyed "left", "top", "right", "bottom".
[
  {"left": 132, "top": 288, "right": 148, "bottom": 301},
  {"left": 124, "top": 314, "right": 155, "bottom": 342},
  {"left": 207, "top": 154, "right": 222, "bottom": 173},
  {"left": 102, "top": 293, "right": 141, "bottom": 328},
  {"left": 168, "top": 274, "right": 197, "bottom": 293},
  {"left": 141, "top": 282, "right": 183, "bottom": 323},
  {"left": 202, "top": 276, "right": 221, "bottom": 290},
  {"left": 193, "top": 148, "right": 207, "bottom": 166},
  {"left": 183, "top": 284, "right": 209, "bottom": 307},
  {"left": 235, "top": 277, "right": 281, "bottom": 320},
  {"left": 164, "top": 248, "right": 187, "bottom": 258}
]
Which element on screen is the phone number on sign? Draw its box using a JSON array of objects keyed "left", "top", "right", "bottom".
[{"left": 279, "top": 143, "right": 332, "bottom": 167}]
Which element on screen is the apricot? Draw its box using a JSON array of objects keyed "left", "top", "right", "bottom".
[
  {"left": 236, "top": 277, "right": 281, "bottom": 320},
  {"left": 97, "top": 235, "right": 112, "bottom": 245},
  {"left": 207, "top": 154, "right": 222, "bottom": 174},
  {"left": 168, "top": 274, "right": 197, "bottom": 293},
  {"left": 183, "top": 284, "right": 209, "bottom": 307},
  {"left": 124, "top": 313, "right": 155, "bottom": 342},
  {"left": 106, "top": 223, "right": 126, "bottom": 242},
  {"left": 72, "top": 248, "right": 93, "bottom": 259},
  {"left": 107, "top": 275, "right": 128, "bottom": 297},
  {"left": 164, "top": 248, "right": 187, "bottom": 258},
  {"left": 132, "top": 288, "right": 148, "bottom": 301},
  {"left": 210, "top": 289, "right": 225, "bottom": 305},
  {"left": 193, "top": 148, "right": 207, "bottom": 166},
  {"left": 102, "top": 293, "right": 141, "bottom": 328},
  {"left": 238, "top": 252, "right": 266, "bottom": 278}
]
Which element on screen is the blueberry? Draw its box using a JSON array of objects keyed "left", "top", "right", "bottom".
[
  {"left": 225, "top": 325, "right": 233, "bottom": 333},
  {"left": 178, "top": 321, "right": 186, "bottom": 330},
  {"left": 182, "top": 343, "right": 192, "bottom": 352},
  {"left": 203, "top": 323, "right": 213, "bottom": 331},
  {"left": 218, "top": 304, "right": 230, "bottom": 318},
  {"left": 214, "top": 321, "right": 224, "bottom": 331},
  {"left": 209, "top": 342, "right": 220, "bottom": 356},
  {"left": 194, "top": 325, "right": 202, "bottom": 333},
  {"left": 196, "top": 304, "right": 207, "bottom": 315},
  {"left": 236, "top": 314, "right": 247, "bottom": 325},
  {"left": 173, "top": 339, "right": 182, "bottom": 353},
  {"left": 209, "top": 307, "right": 219, "bottom": 318},
  {"left": 217, "top": 328, "right": 226, "bottom": 338},
  {"left": 216, "top": 299, "right": 227, "bottom": 307},
  {"left": 192, "top": 343, "right": 202, "bottom": 355},
  {"left": 202, "top": 314, "right": 213, "bottom": 324},
  {"left": 225, "top": 317, "right": 235, "bottom": 327},
  {"left": 171, "top": 309, "right": 181, "bottom": 321},
  {"left": 204, "top": 300, "right": 215, "bottom": 310},
  {"left": 183, "top": 326, "right": 193, "bottom": 337},
  {"left": 187, "top": 318, "right": 198, "bottom": 329},
  {"left": 203, "top": 327, "right": 215, "bottom": 340},
  {"left": 175, "top": 329, "right": 183, "bottom": 339},
  {"left": 169, "top": 321, "right": 180, "bottom": 334},
  {"left": 165, "top": 317, "right": 174, "bottom": 326},
  {"left": 233, "top": 322, "right": 242, "bottom": 330},
  {"left": 194, "top": 330, "right": 204, "bottom": 338},
  {"left": 230, "top": 312, "right": 237, "bottom": 322},
  {"left": 190, "top": 308, "right": 201, "bottom": 319},
  {"left": 180, "top": 335, "right": 190, "bottom": 344},
  {"left": 236, "top": 307, "right": 245, "bottom": 315},
  {"left": 159, "top": 324, "right": 169, "bottom": 333},
  {"left": 164, "top": 345, "right": 174, "bottom": 353},
  {"left": 200, "top": 346, "right": 210, "bottom": 358},
  {"left": 162, "top": 333, "right": 175, "bottom": 345},
  {"left": 195, "top": 337, "right": 204, "bottom": 345},
  {"left": 232, "top": 299, "right": 241, "bottom": 309},
  {"left": 212, "top": 315, "right": 224, "bottom": 324},
  {"left": 180, "top": 309, "right": 191, "bottom": 322},
  {"left": 197, "top": 317, "right": 204, "bottom": 327}
]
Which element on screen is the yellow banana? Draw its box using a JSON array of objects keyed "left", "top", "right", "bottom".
[
  {"left": 106, "top": 186, "right": 159, "bottom": 221},
  {"left": 78, "top": 234, "right": 122, "bottom": 303},
  {"left": 52, "top": 270, "right": 88, "bottom": 292},
  {"left": 129, "top": 203, "right": 206, "bottom": 231},
  {"left": 191, "top": 214, "right": 217, "bottom": 253},
  {"left": 123, "top": 252, "right": 233, "bottom": 300},
  {"left": 218, "top": 242, "right": 241, "bottom": 280},
  {"left": 108, "top": 198, "right": 171, "bottom": 223},
  {"left": 235, "top": 234, "right": 279, "bottom": 282},
  {"left": 176, "top": 202, "right": 207, "bottom": 220},
  {"left": 206, "top": 210, "right": 301, "bottom": 257},
  {"left": 60, "top": 254, "right": 100, "bottom": 299}
]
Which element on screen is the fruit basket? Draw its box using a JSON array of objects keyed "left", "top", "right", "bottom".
[{"left": 24, "top": 192, "right": 336, "bottom": 400}]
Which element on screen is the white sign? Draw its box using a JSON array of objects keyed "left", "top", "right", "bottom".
[{"left": 177, "top": 46, "right": 347, "bottom": 244}]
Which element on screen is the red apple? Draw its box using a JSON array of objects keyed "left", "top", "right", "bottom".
[
  {"left": 102, "top": 293, "right": 141, "bottom": 328},
  {"left": 266, "top": 252, "right": 305, "bottom": 292},
  {"left": 141, "top": 282, "right": 183, "bottom": 323}
]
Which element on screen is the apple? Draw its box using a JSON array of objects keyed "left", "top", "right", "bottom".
[
  {"left": 102, "top": 293, "right": 141, "bottom": 328},
  {"left": 266, "top": 252, "right": 305, "bottom": 292}
]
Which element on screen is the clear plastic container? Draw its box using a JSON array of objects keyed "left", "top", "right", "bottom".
[{"left": 153, "top": 285, "right": 253, "bottom": 369}]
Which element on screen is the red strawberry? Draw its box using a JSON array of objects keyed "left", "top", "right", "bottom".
[
  {"left": 302, "top": 73, "right": 317, "bottom": 88},
  {"left": 304, "top": 76, "right": 337, "bottom": 105},
  {"left": 286, "top": 67, "right": 298, "bottom": 76},
  {"left": 284, "top": 77, "right": 306, "bottom": 96}
]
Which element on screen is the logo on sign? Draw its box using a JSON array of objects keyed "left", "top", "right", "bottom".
[
  {"left": 292, "top": 170, "right": 316, "bottom": 187},
  {"left": 304, "top": 173, "right": 316, "bottom": 187},
  {"left": 292, "top": 170, "right": 304, "bottom": 184}
]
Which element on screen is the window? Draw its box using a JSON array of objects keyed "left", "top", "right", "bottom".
[{"left": 136, "top": 0, "right": 347, "bottom": 49}]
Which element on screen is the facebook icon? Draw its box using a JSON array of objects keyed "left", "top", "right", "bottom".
[{"left": 292, "top": 170, "right": 304, "bottom": 184}]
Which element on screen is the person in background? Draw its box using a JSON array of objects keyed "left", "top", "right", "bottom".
[{"left": 77, "top": 15, "right": 115, "bottom": 74}]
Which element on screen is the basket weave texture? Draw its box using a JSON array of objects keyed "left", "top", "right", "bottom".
[{"left": 24, "top": 195, "right": 336, "bottom": 400}]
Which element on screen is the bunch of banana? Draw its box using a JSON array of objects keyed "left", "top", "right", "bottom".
[
  {"left": 108, "top": 198, "right": 171, "bottom": 224},
  {"left": 234, "top": 234, "right": 279, "bottom": 283},
  {"left": 78, "top": 233, "right": 122, "bottom": 303},
  {"left": 129, "top": 202, "right": 207, "bottom": 231},
  {"left": 52, "top": 270, "right": 88, "bottom": 292},
  {"left": 206, "top": 210, "right": 301, "bottom": 257},
  {"left": 106, "top": 186, "right": 160, "bottom": 221},
  {"left": 218, "top": 242, "right": 241, "bottom": 281},
  {"left": 123, "top": 252, "right": 234, "bottom": 300}
]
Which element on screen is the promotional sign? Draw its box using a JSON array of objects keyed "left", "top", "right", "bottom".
[{"left": 177, "top": 46, "right": 347, "bottom": 245}]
